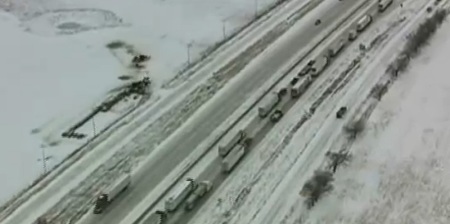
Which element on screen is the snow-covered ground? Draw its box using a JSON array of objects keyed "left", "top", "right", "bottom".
[
  {"left": 188, "top": 0, "right": 441, "bottom": 223},
  {"left": 297, "top": 9, "right": 450, "bottom": 224},
  {"left": 0, "top": 0, "right": 289, "bottom": 205}
]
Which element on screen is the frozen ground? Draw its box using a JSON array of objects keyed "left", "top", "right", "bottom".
[
  {"left": 189, "top": 0, "right": 437, "bottom": 223},
  {"left": 300, "top": 12, "right": 450, "bottom": 224},
  {"left": 0, "top": 0, "right": 287, "bottom": 205}
]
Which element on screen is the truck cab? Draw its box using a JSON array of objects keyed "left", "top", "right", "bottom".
[
  {"left": 298, "top": 60, "right": 315, "bottom": 76},
  {"left": 94, "top": 194, "right": 109, "bottom": 214}
]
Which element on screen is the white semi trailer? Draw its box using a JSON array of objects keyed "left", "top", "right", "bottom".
[
  {"left": 328, "top": 39, "right": 346, "bottom": 57},
  {"left": 291, "top": 76, "right": 312, "bottom": 98},
  {"left": 165, "top": 178, "right": 197, "bottom": 212},
  {"left": 356, "top": 15, "right": 372, "bottom": 32},
  {"left": 378, "top": 0, "right": 393, "bottom": 12},
  {"left": 218, "top": 130, "right": 246, "bottom": 157},
  {"left": 258, "top": 92, "right": 281, "bottom": 118},
  {"left": 184, "top": 181, "right": 213, "bottom": 211},
  {"left": 310, "top": 56, "right": 329, "bottom": 77},
  {"left": 94, "top": 174, "right": 132, "bottom": 214},
  {"left": 221, "top": 138, "right": 251, "bottom": 173}
]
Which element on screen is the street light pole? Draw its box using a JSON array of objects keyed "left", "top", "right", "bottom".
[
  {"left": 222, "top": 20, "right": 227, "bottom": 39},
  {"left": 254, "top": 0, "right": 258, "bottom": 18},
  {"left": 92, "top": 117, "right": 97, "bottom": 136},
  {"left": 41, "top": 147, "right": 47, "bottom": 173},
  {"left": 187, "top": 42, "right": 193, "bottom": 65},
  {"left": 38, "top": 145, "right": 52, "bottom": 174}
]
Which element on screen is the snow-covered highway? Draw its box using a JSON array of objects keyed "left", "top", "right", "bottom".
[
  {"left": 2, "top": 0, "right": 440, "bottom": 223},
  {"left": 185, "top": 1, "right": 441, "bottom": 224},
  {"left": 131, "top": 1, "right": 387, "bottom": 224},
  {"left": 2, "top": 0, "right": 321, "bottom": 223},
  {"left": 88, "top": 1, "right": 371, "bottom": 224}
]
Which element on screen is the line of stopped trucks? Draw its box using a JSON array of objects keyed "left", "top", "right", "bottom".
[{"left": 86, "top": 1, "right": 393, "bottom": 223}]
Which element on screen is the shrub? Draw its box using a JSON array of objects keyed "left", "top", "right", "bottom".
[
  {"left": 403, "top": 9, "right": 448, "bottom": 57},
  {"left": 343, "top": 119, "right": 366, "bottom": 139}
]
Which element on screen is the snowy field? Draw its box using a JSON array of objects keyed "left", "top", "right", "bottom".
[
  {"left": 301, "top": 12, "right": 450, "bottom": 224},
  {"left": 0, "top": 0, "right": 286, "bottom": 205}
]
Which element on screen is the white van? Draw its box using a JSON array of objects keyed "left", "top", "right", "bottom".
[{"left": 356, "top": 15, "right": 372, "bottom": 32}]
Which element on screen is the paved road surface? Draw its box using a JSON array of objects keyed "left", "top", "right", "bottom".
[
  {"left": 162, "top": 1, "right": 382, "bottom": 223},
  {"left": 93, "top": 0, "right": 365, "bottom": 223}
]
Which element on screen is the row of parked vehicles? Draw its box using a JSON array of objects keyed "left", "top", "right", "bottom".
[
  {"left": 213, "top": 6, "right": 391, "bottom": 177},
  {"left": 257, "top": 0, "right": 395, "bottom": 123},
  {"left": 141, "top": 178, "right": 213, "bottom": 224},
  {"left": 218, "top": 130, "right": 253, "bottom": 173}
]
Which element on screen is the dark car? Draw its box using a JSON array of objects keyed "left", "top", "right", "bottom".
[
  {"left": 336, "top": 106, "right": 348, "bottom": 118},
  {"left": 315, "top": 19, "right": 321, "bottom": 25},
  {"left": 270, "top": 109, "right": 284, "bottom": 122},
  {"left": 278, "top": 88, "right": 288, "bottom": 96}
]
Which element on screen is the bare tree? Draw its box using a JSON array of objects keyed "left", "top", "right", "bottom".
[{"left": 325, "top": 151, "right": 352, "bottom": 173}]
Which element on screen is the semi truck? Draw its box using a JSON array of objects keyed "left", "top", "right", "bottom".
[
  {"left": 291, "top": 75, "right": 312, "bottom": 98},
  {"left": 378, "top": 0, "right": 393, "bottom": 12},
  {"left": 310, "top": 56, "right": 329, "bottom": 77},
  {"left": 221, "top": 138, "right": 251, "bottom": 173},
  {"left": 218, "top": 130, "right": 246, "bottom": 157},
  {"left": 356, "top": 14, "right": 372, "bottom": 32},
  {"left": 184, "top": 181, "right": 213, "bottom": 211},
  {"left": 258, "top": 92, "right": 281, "bottom": 118},
  {"left": 165, "top": 178, "right": 197, "bottom": 212},
  {"left": 94, "top": 174, "right": 132, "bottom": 214}
]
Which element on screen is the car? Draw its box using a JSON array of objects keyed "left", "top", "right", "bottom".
[
  {"left": 315, "top": 19, "right": 321, "bottom": 25},
  {"left": 336, "top": 106, "right": 348, "bottom": 118},
  {"left": 348, "top": 30, "right": 357, "bottom": 41},
  {"left": 290, "top": 77, "right": 299, "bottom": 85},
  {"left": 270, "top": 109, "right": 284, "bottom": 122}
]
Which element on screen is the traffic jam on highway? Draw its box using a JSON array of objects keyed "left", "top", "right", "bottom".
[{"left": 87, "top": 1, "right": 395, "bottom": 223}]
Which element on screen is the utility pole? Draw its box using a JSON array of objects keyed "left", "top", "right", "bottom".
[
  {"left": 92, "top": 117, "right": 97, "bottom": 136},
  {"left": 222, "top": 19, "right": 227, "bottom": 39},
  {"left": 187, "top": 42, "right": 193, "bottom": 65},
  {"left": 38, "top": 145, "right": 52, "bottom": 174},
  {"left": 254, "top": 0, "right": 258, "bottom": 18}
]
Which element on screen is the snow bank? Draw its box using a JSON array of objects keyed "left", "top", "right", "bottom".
[{"left": 306, "top": 13, "right": 450, "bottom": 224}]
